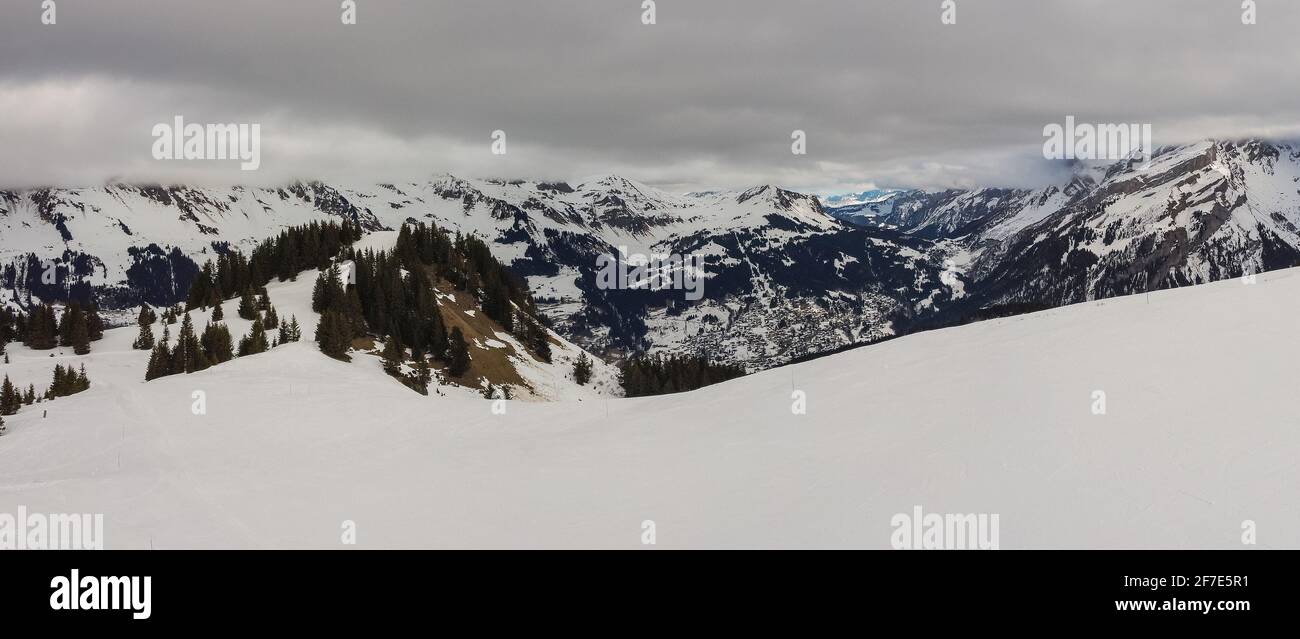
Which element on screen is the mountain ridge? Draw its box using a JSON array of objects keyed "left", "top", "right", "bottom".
[{"left": 4, "top": 138, "right": 1299, "bottom": 370}]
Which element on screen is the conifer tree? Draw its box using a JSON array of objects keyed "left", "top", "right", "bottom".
[
  {"left": 344, "top": 287, "right": 366, "bottom": 339},
  {"left": 529, "top": 321, "right": 552, "bottom": 363},
  {"left": 201, "top": 322, "right": 235, "bottom": 364},
  {"left": 428, "top": 311, "right": 449, "bottom": 361},
  {"left": 0, "top": 375, "right": 18, "bottom": 416},
  {"left": 381, "top": 335, "right": 404, "bottom": 375},
  {"left": 278, "top": 315, "right": 302, "bottom": 344},
  {"left": 573, "top": 352, "right": 593, "bottom": 386},
  {"left": 447, "top": 327, "right": 470, "bottom": 377},
  {"left": 187, "top": 262, "right": 216, "bottom": 310},
  {"left": 86, "top": 304, "right": 105, "bottom": 341},
  {"left": 237, "top": 287, "right": 258, "bottom": 320},
  {"left": 315, "top": 312, "right": 351, "bottom": 360},
  {"left": 264, "top": 305, "right": 279, "bottom": 329},
  {"left": 411, "top": 359, "right": 432, "bottom": 395},
  {"left": 23, "top": 384, "right": 35, "bottom": 405},
  {"left": 47, "top": 365, "right": 70, "bottom": 399},
  {"left": 237, "top": 318, "right": 269, "bottom": 356},
  {"left": 69, "top": 308, "right": 91, "bottom": 355},
  {"left": 212, "top": 299, "right": 224, "bottom": 322},
  {"left": 132, "top": 320, "right": 156, "bottom": 350},
  {"left": 312, "top": 266, "right": 345, "bottom": 313},
  {"left": 24, "top": 304, "right": 58, "bottom": 350},
  {"left": 145, "top": 339, "right": 173, "bottom": 381},
  {"left": 58, "top": 303, "right": 86, "bottom": 348},
  {"left": 75, "top": 365, "right": 90, "bottom": 392},
  {"left": 173, "top": 313, "right": 209, "bottom": 374}
]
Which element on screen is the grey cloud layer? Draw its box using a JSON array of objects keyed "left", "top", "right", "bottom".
[{"left": 2, "top": 0, "right": 1298, "bottom": 192}]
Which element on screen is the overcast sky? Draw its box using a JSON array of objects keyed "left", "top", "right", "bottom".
[{"left": 2, "top": 0, "right": 1299, "bottom": 194}]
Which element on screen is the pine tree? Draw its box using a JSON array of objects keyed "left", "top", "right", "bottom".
[
  {"left": 137, "top": 305, "right": 157, "bottom": 327},
  {"left": 211, "top": 299, "right": 224, "bottom": 322},
  {"left": 264, "top": 305, "right": 279, "bottom": 329},
  {"left": 411, "top": 359, "right": 432, "bottom": 395},
  {"left": 187, "top": 262, "right": 215, "bottom": 310},
  {"left": 145, "top": 339, "right": 173, "bottom": 381},
  {"left": 278, "top": 315, "right": 302, "bottom": 344},
  {"left": 173, "top": 313, "right": 209, "bottom": 373},
  {"left": 237, "top": 287, "right": 258, "bottom": 320},
  {"left": 69, "top": 308, "right": 91, "bottom": 355},
  {"left": 50, "top": 364, "right": 70, "bottom": 397},
  {"left": 0, "top": 375, "right": 18, "bottom": 415},
  {"left": 343, "top": 287, "right": 366, "bottom": 339},
  {"left": 573, "top": 352, "right": 593, "bottom": 386},
  {"left": 315, "top": 311, "right": 351, "bottom": 360},
  {"left": 381, "top": 335, "right": 404, "bottom": 375},
  {"left": 58, "top": 303, "right": 83, "bottom": 348},
  {"left": 201, "top": 322, "right": 235, "bottom": 364},
  {"left": 75, "top": 365, "right": 90, "bottom": 392},
  {"left": 312, "top": 266, "right": 345, "bottom": 313},
  {"left": 447, "top": 327, "right": 470, "bottom": 377},
  {"left": 86, "top": 304, "right": 105, "bottom": 341},
  {"left": 23, "top": 305, "right": 55, "bottom": 350},
  {"left": 23, "top": 384, "right": 35, "bottom": 405},
  {"left": 132, "top": 321, "right": 156, "bottom": 350},
  {"left": 529, "top": 321, "right": 552, "bottom": 363},
  {"left": 428, "top": 310, "right": 449, "bottom": 361},
  {"left": 237, "top": 319, "right": 269, "bottom": 356}
]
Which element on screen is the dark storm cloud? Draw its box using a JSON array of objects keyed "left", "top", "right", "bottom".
[{"left": 2, "top": 0, "right": 1298, "bottom": 193}]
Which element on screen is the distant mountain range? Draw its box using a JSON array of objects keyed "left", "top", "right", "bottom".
[{"left": 3, "top": 139, "right": 1298, "bottom": 370}]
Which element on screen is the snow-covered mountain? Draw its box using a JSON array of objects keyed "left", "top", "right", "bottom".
[
  {"left": 6, "top": 139, "right": 1300, "bottom": 371},
  {"left": 825, "top": 140, "right": 1300, "bottom": 321},
  {"left": 820, "top": 188, "right": 907, "bottom": 208},
  {"left": 3, "top": 259, "right": 1297, "bottom": 548},
  {"left": 0, "top": 176, "right": 956, "bottom": 370},
  {"left": 964, "top": 140, "right": 1300, "bottom": 311}
]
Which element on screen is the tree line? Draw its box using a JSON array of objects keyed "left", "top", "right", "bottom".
[
  {"left": 618, "top": 353, "right": 746, "bottom": 397},
  {"left": 0, "top": 302, "right": 105, "bottom": 354},
  {"left": 0, "top": 363, "right": 92, "bottom": 421},
  {"left": 184, "top": 219, "right": 364, "bottom": 309}
]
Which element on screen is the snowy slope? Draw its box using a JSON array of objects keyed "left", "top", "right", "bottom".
[{"left": 2, "top": 262, "right": 1295, "bottom": 548}]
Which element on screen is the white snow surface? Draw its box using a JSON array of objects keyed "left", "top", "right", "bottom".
[{"left": 2, "top": 265, "right": 1298, "bottom": 548}]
